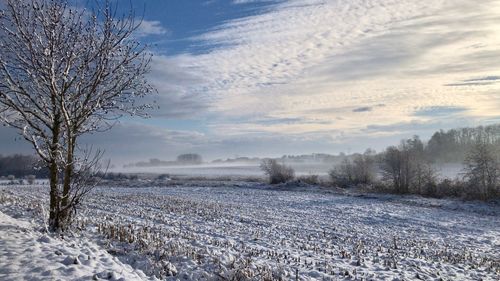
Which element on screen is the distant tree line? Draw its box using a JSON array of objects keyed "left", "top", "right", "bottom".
[
  {"left": 177, "top": 153, "right": 203, "bottom": 164},
  {"left": 0, "top": 154, "right": 48, "bottom": 178},
  {"left": 329, "top": 124, "right": 500, "bottom": 200},
  {"left": 125, "top": 153, "right": 204, "bottom": 168},
  {"left": 426, "top": 124, "right": 500, "bottom": 163}
]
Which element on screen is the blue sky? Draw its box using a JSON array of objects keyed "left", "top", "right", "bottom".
[
  {"left": 112, "top": 0, "right": 280, "bottom": 55},
  {"left": 1, "top": 0, "right": 500, "bottom": 164}
]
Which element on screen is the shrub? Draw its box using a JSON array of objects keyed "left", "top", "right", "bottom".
[
  {"left": 329, "top": 159, "right": 355, "bottom": 188},
  {"left": 260, "top": 159, "right": 295, "bottom": 184},
  {"left": 26, "top": 175, "right": 36, "bottom": 185},
  {"left": 421, "top": 179, "right": 462, "bottom": 198},
  {"left": 297, "top": 174, "right": 320, "bottom": 185},
  {"left": 157, "top": 174, "right": 170, "bottom": 181},
  {"left": 329, "top": 153, "right": 375, "bottom": 188},
  {"left": 437, "top": 179, "right": 465, "bottom": 198}
]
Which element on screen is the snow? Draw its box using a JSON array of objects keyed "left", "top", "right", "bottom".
[
  {"left": 1, "top": 182, "right": 499, "bottom": 280},
  {"left": 0, "top": 211, "right": 151, "bottom": 281}
]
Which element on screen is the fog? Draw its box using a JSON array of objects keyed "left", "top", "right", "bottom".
[{"left": 114, "top": 161, "right": 337, "bottom": 177}]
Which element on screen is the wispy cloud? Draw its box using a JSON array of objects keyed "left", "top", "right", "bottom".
[
  {"left": 413, "top": 106, "right": 468, "bottom": 117},
  {"left": 146, "top": 55, "right": 209, "bottom": 118},
  {"left": 353, "top": 107, "right": 373, "bottom": 113},
  {"left": 160, "top": 0, "right": 500, "bottom": 143},
  {"left": 445, "top": 76, "right": 500, "bottom": 87}
]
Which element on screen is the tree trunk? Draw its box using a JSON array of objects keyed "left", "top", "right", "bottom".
[
  {"left": 60, "top": 135, "right": 75, "bottom": 229},
  {"left": 48, "top": 157, "right": 59, "bottom": 231},
  {"left": 48, "top": 119, "right": 61, "bottom": 232}
]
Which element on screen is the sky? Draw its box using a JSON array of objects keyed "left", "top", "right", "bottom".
[{"left": 1, "top": 0, "right": 500, "bottom": 164}]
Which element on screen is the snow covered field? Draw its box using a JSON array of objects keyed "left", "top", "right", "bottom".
[
  {"left": 0, "top": 211, "right": 151, "bottom": 281},
  {"left": 1, "top": 182, "right": 499, "bottom": 280}
]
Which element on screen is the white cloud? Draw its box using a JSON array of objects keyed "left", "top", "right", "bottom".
[
  {"left": 162, "top": 0, "right": 500, "bottom": 142},
  {"left": 190, "top": 0, "right": 443, "bottom": 96},
  {"left": 146, "top": 55, "right": 209, "bottom": 118},
  {"left": 135, "top": 20, "right": 168, "bottom": 37}
]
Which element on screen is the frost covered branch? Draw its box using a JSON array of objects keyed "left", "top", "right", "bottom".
[{"left": 0, "top": 0, "right": 155, "bottom": 231}]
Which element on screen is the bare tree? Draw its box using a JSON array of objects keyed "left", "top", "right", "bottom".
[
  {"left": 380, "top": 136, "right": 434, "bottom": 194},
  {"left": 329, "top": 151, "right": 375, "bottom": 188},
  {"left": 0, "top": 0, "right": 154, "bottom": 231},
  {"left": 463, "top": 142, "right": 499, "bottom": 199},
  {"left": 380, "top": 146, "right": 406, "bottom": 193},
  {"left": 352, "top": 151, "right": 376, "bottom": 184}
]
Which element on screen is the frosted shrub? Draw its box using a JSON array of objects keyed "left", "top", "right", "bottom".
[
  {"left": 7, "top": 175, "right": 15, "bottom": 184},
  {"left": 0, "top": 0, "right": 154, "bottom": 231},
  {"left": 297, "top": 174, "right": 320, "bottom": 185},
  {"left": 329, "top": 154, "right": 375, "bottom": 188},
  {"left": 260, "top": 159, "right": 295, "bottom": 184},
  {"left": 26, "top": 175, "right": 36, "bottom": 185}
]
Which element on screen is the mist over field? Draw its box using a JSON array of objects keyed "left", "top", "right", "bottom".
[
  {"left": 119, "top": 162, "right": 332, "bottom": 177},
  {"left": 117, "top": 159, "right": 465, "bottom": 180}
]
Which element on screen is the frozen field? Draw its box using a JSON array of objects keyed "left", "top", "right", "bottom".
[
  {"left": 0, "top": 211, "right": 150, "bottom": 281},
  {"left": 0, "top": 182, "right": 499, "bottom": 280}
]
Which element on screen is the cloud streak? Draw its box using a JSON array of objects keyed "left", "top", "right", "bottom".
[{"left": 162, "top": 0, "right": 500, "bottom": 140}]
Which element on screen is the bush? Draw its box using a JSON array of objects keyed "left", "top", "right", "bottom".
[
  {"left": 329, "top": 153, "right": 375, "bottom": 188},
  {"left": 297, "top": 174, "right": 320, "bottom": 185},
  {"left": 157, "top": 174, "right": 170, "bottom": 181},
  {"left": 26, "top": 175, "right": 36, "bottom": 185},
  {"left": 437, "top": 179, "right": 465, "bottom": 198},
  {"left": 420, "top": 179, "right": 462, "bottom": 198},
  {"left": 260, "top": 159, "right": 295, "bottom": 184}
]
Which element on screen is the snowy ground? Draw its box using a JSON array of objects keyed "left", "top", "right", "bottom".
[
  {"left": 0, "top": 211, "right": 151, "bottom": 281},
  {"left": 0, "top": 182, "right": 499, "bottom": 280}
]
